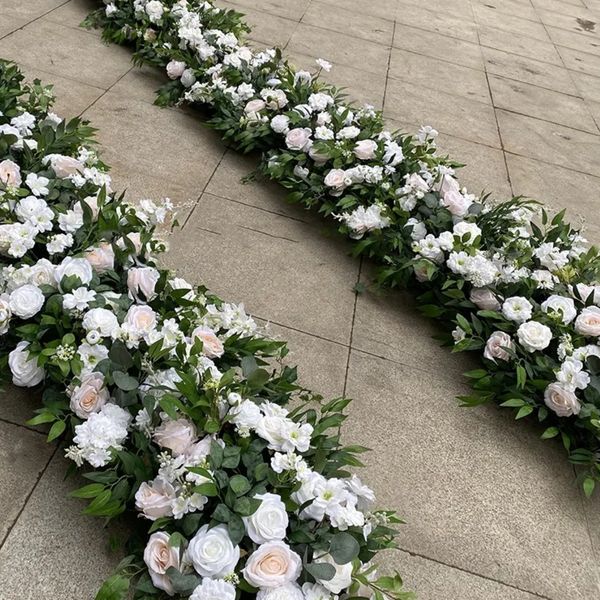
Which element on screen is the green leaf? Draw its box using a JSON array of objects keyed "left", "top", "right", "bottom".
[
  {"left": 109, "top": 340, "right": 134, "bottom": 370},
  {"left": 47, "top": 420, "right": 66, "bottom": 442},
  {"left": 229, "top": 475, "right": 251, "bottom": 496},
  {"left": 305, "top": 561, "right": 336, "bottom": 581},
  {"left": 70, "top": 483, "right": 105, "bottom": 499},
  {"left": 500, "top": 398, "right": 525, "bottom": 408},
  {"left": 515, "top": 405, "right": 534, "bottom": 420},
  {"left": 541, "top": 427, "right": 559, "bottom": 439},
  {"left": 583, "top": 477, "right": 596, "bottom": 498},
  {"left": 112, "top": 371, "right": 138, "bottom": 391},
  {"left": 329, "top": 532, "right": 360, "bottom": 564},
  {"left": 26, "top": 412, "right": 57, "bottom": 426},
  {"left": 94, "top": 573, "right": 130, "bottom": 600}
]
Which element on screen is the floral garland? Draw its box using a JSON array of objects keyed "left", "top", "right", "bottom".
[
  {"left": 84, "top": 0, "right": 600, "bottom": 495},
  {"left": 0, "top": 62, "right": 414, "bottom": 600}
]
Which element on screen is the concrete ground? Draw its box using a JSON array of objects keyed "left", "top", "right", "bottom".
[{"left": 0, "top": 0, "right": 599, "bottom": 598}]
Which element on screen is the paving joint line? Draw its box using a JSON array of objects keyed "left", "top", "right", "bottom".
[
  {"left": 0, "top": 0, "right": 72, "bottom": 41},
  {"left": 0, "top": 416, "right": 47, "bottom": 436},
  {"left": 342, "top": 257, "right": 363, "bottom": 397},
  {"left": 398, "top": 546, "right": 556, "bottom": 600},
  {"left": 0, "top": 444, "right": 59, "bottom": 552}
]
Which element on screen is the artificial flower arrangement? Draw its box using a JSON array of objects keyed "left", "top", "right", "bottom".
[
  {"left": 83, "top": 0, "right": 600, "bottom": 495},
  {"left": 0, "top": 61, "right": 414, "bottom": 600}
]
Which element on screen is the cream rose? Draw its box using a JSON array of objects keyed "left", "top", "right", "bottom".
[
  {"left": 85, "top": 243, "right": 115, "bottom": 273},
  {"left": 135, "top": 477, "right": 176, "bottom": 520},
  {"left": 46, "top": 154, "right": 84, "bottom": 178},
  {"left": 70, "top": 372, "right": 109, "bottom": 419},
  {"left": 125, "top": 304, "right": 157, "bottom": 336},
  {"left": 8, "top": 284, "right": 44, "bottom": 319},
  {"left": 188, "top": 524, "right": 240, "bottom": 578},
  {"left": 243, "top": 541, "right": 302, "bottom": 589},
  {"left": 243, "top": 493, "right": 289, "bottom": 544},
  {"left": 0, "top": 159, "right": 22, "bottom": 187},
  {"left": 323, "top": 168, "right": 347, "bottom": 192},
  {"left": 575, "top": 306, "right": 600, "bottom": 337},
  {"left": 483, "top": 331, "right": 514, "bottom": 362},
  {"left": 544, "top": 382, "right": 581, "bottom": 417},
  {"left": 517, "top": 321, "right": 553, "bottom": 353},
  {"left": 314, "top": 553, "right": 353, "bottom": 594},
  {"left": 470, "top": 287, "right": 500, "bottom": 311},
  {"left": 153, "top": 418, "right": 197, "bottom": 456},
  {"left": 127, "top": 266, "right": 160, "bottom": 302},
  {"left": 285, "top": 128, "right": 312, "bottom": 151},
  {"left": 8, "top": 341, "right": 44, "bottom": 387},
  {"left": 441, "top": 189, "right": 471, "bottom": 217},
  {"left": 245, "top": 99, "right": 267, "bottom": 114},
  {"left": 191, "top": 326, "right": 224, "bottom": 358},
  {"left": 166, "top": 59, "right": 186, "bottom": 79},
  {"left": 353, "top": 139, "right": 378, "bottom": 160},
  {"left": 143, "top": 532, "right": 180, "bottom": 595}
]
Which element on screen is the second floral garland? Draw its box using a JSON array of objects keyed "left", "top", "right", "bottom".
[{"left": 87, "top": 0, "right": 600, "bottom": 493}]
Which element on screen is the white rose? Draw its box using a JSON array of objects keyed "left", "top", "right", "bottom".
[
  {"left": 46, "top": 154, "right": 84, "bottom": 178},
  {"left": 9, "top": 284, "right": 44, "bottom": 319},
  {"left": 502, "top": 296, "right": 533, "bottom": 323},
  {"left": 188, "top": 524, "right": 240, "bottom": 578},
  {"left": 54, "top": 257, "right": 93, "bottom": 287},
  {"left": 243, "top": 493, "right": 289, "bottom": 544},
  {"left": 135, "top": 477, "right": 176, "bottom": 520},
  {"left": 541, "top": 295, "right": 576, "bottom": 325},
  {"left": 245, "top": 99, "right": 267, "bottom": 114},
  {"left": 470, "top": 287, "right": 500, "bottom": 310},
  {"left": 82, "top": 308, "right": 119, "bottom": 337},
  {"left": 29, "top": 259, "right": 56, "bottom": 287},
  {"left": 0, "top": 159, "right": 22, "bottom": 187},
  {"left": 575, "top": 306, "right": 600, "bottom": 337},
  {"left": 166, "top": 59, "right": 186, "bottom": 79},
  {"left": 153, "top": 418, "right": 197, "bottom": 456},
  {"left": 145, "top": 0, "right": 165, "bottom": 22},
  {"left": 85, "top": 243, "right": 115, "bottom": 273},
  {"left": 191, "top": 326, "right": 224, "bottom": 358},
  {"left": 353, "top": 139, "right": 377, "bottom": 160},
  {"left": 314, "top": 553, "right": 353, "bottom": 594},
  {"left": 8, "top": 341, "right": 44, "bottom": 387},
  {"left": 143, "top": 532, "right": 180, "bottom": 596},
  {"left": 125, "top": 304, "right": 157, "bottom": 335},
  {"left": 243, "top": 541, "right": 302, "bottom": 589},
  {"left": 190, "top": 579, "right": 236, "bottom": 600},
  {"left": 127, "top": 266, "right": 160, "bottom": 302},
  {"left": 483, "top": 331, "right": 514, "bottom": 362},
  {"left": 70, "top": 372, "right": 109, "bottom": 419},
  {"left": 517, "top": 321, "right": 553, "bottom": 352},
  {"left": 257, "top": 583, "right": 304, "bottom": 600},
  {"left": 270, "top": 115, "right": 290, "bottom": 134},
  {"left": 285, "top": 128, "right": 312, "bottom": 151},
  {"left": 544, "top": 382, "right": 581, "bottom": 417},
  {"left": 0, "top": 295, "right": 11, "bottom": 334}
]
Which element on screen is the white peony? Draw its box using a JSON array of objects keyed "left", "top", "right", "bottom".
[
  {"left": 8, "top": 284, "right": 44, "bottom": 319},
  {"left": 166, "top": 60, "right": 186, "bottom": 79},
  {"left": 517, "top": 321, "right": 553, "bottom": 352},
  {"left": 8, "top": 341, "right": 44, "bottom": 387},
  {"left": 188, "top": 524, "right": 240, "bottom": 578},
  {"left": 257, "top": 583, "right": 304, "bottom": 600},
  {"left": 243, "top": 493, "right": 289, "bottom": 544},
  {"left": 190, "top": 579, "right": 236, "bottom": 600}
]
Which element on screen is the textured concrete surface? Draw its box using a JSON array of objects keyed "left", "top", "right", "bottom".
[{"left": 1, "top": 0, "right": 600, "bottom": 598}]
